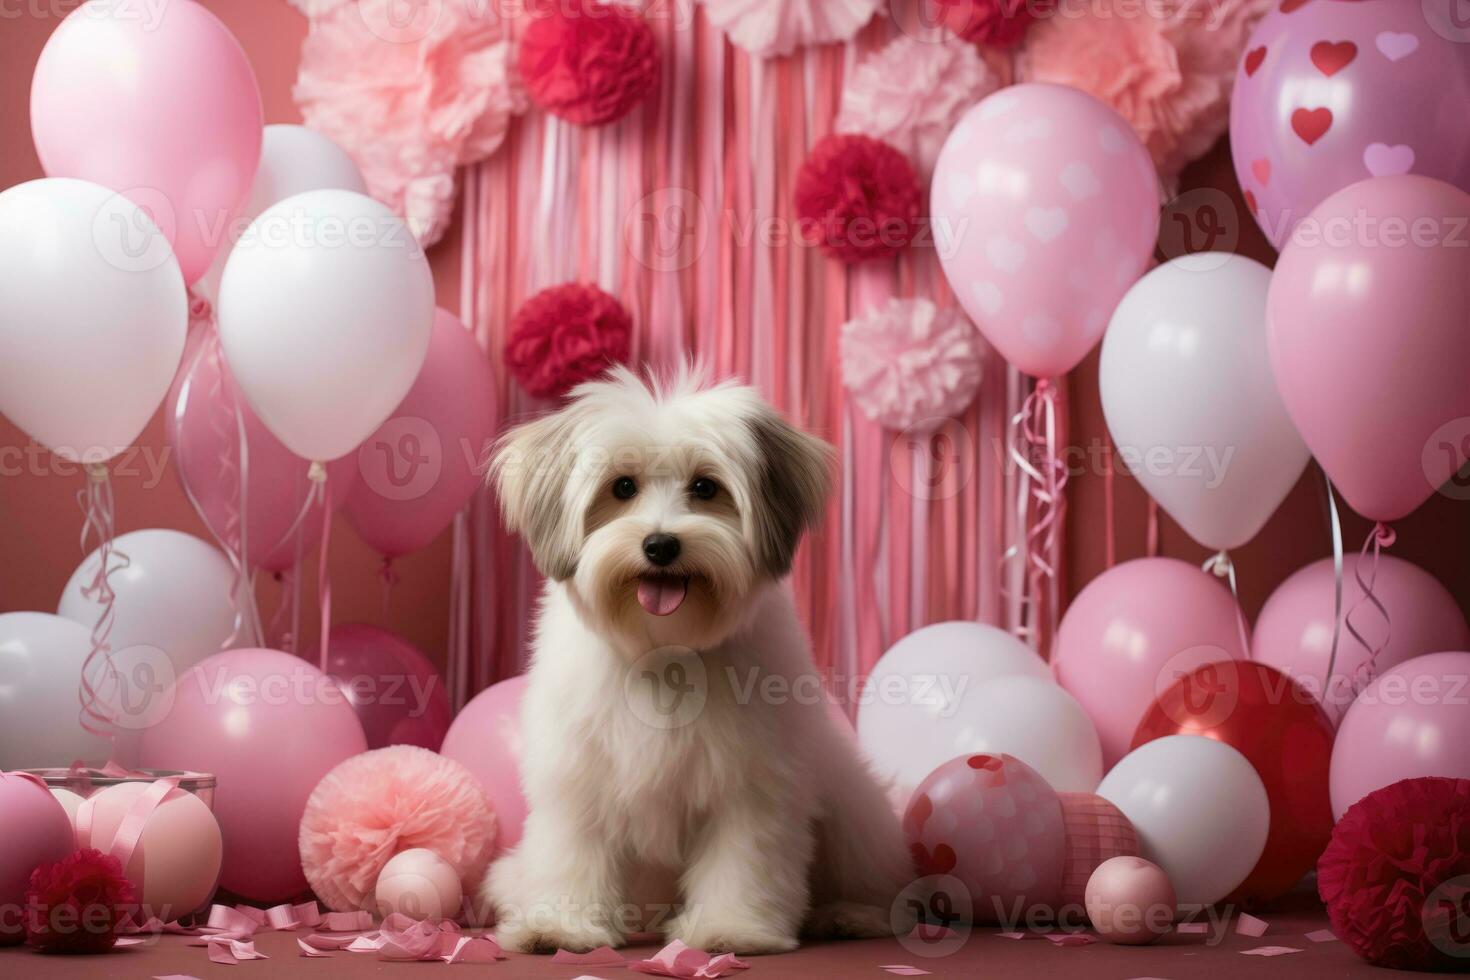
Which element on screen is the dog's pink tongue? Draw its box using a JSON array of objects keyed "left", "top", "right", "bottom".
[{"left": 637, "top": 576, "right": 688, "bottom": 616}]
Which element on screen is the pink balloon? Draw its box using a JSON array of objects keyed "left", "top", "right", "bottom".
[
  {"left": 1053, "top": 558, "right": 1249, "bottom": 768},
  {"left": 440, "top": 676, "right": 526, "bottom": 856},
  {"left": 1267, "top": 175, "right": 1470, "bottom": 522},
  {"left": 0, "top": 773, "right": 74, "bottom": 945},
  {"left": 1330, "top": 651, "right": 1470, "bottom": 819},
  {"left": 344, "top": 309, "right": 495, "bottom": 558},
  {"left": 138, "top": 648, "right": 367, "bottom": 903},
  {"left": 1254, "top": 556, "right": 1470, "bottom": 726},
  {"left": 30, "top": 0, "right": 263, "bottom": 285},
  {"left": 1230, "top": 0, "right": 1470, "bottom": 250},
  {"left": 902, "top": 753, "right": 1066, "bottom": 923},
  {"left": 309, "top": 624, "right": 451, "bottom": 751},
  {"left": 933, "top": 83, "right": 1159, "bottom": 378},
  {"left": 167, "top": 329, "right": 357, "bottom": 573}
]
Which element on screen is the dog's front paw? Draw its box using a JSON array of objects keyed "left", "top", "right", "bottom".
[
  {"left": 494, "top": 916, "right": 622, "bottom": 956},
  {"left": 806, "top": 901, "right": 897, "bottom": 940},
  {"left": 667, "top": 913, "right": 798, "bottom": 956}
]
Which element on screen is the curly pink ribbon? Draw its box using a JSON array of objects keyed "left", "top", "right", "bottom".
[
  {"left": 1002, "top": 378, "right": 1066, "bottom": 645},
  {"left": 76, "top": 464, "right": 126, "bottom": 758},
  {"left": 1346, "top": 521, "right": 1395, "bottom": 692}
]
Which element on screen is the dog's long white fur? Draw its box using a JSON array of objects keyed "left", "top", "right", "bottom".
[{"left": 483, "top": 366, "right": 914, "bottom": 955}]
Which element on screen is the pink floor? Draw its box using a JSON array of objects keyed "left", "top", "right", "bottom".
[{"left": 0, "top": 889, "right": 1429, "bottom": 979}]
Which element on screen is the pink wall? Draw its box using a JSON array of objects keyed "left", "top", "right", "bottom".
[{"left": 2, "top": 2, "right": 1465, "bottom": 679}]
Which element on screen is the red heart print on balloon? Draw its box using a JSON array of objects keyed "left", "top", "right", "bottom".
[
  {"left": 1251, "top": 158, "right": 1271, "bottom": 185},
  {"left": 1244, "top": 47, "right": 1266, "bottom": 77},
  {"left": 1280, "top": 0, "right": 1310, "bottom": 12},
  {"left": 1310, "top": 40, "right": 1357, "bottom": 77},
  {"left": 1244, "top": 189, "right": 1258, "bottom": 214},
  {"left": 1291, "top": 107, "right": 1333, "bottom": 145},
  {"left": 909, "top": 842, "right": 957, "bottom": 877}
]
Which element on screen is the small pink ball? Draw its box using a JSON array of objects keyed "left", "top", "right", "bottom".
[
  {"left": 375, "top": 848, "right": 463, "bottom": 922},
  {"left": 1085, "top": 855, "right": 1176, "bottom": 945}
]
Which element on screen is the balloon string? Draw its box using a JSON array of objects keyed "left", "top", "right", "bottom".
[
  {"left": 76, "top": 464, "right": 126, "bottom": 760},
  {"left": 1146, "top": 499, "right": 1160, "bottom": 557},
  {"left": 1202, "top": 549, "right": 1253, "bottom": 661},
  {"left": 1322, "top": 473, "right": 1346, "bottom": 705},
  {"left": 1346, "top": 521, "right": 1395, "bottom": 693},
  {"left": 1102, "top": 443, "right": 1116, "bottom": 569},
  {"left": 315, "top": 469, "right": 333, "bottom": 674},
  {"left": 379, "top": 555, "right": 399, "bottom": 620},
  {"left": 268, "top": 570, "right": 294, "bottom": 651},
  {"left": 1002, "top": 378, "right": 1066, "bottom": 645},
  {"left": 172, "top": 319, "right": 264, "bottom": 646}
]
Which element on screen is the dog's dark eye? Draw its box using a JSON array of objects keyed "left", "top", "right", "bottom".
[
  {"left": 612, "top": 476, "right": 638, "bottom": 500},
  {"left": 690, "top": 477, "right": 719, "bottom": 500}
]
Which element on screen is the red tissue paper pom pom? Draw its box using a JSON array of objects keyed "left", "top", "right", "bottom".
[
  {"left": 519, "top": 0, "right": 661, "bottom": 126},
  {"left": 25, "top": 849, "right": 136, "bottom": 954},
  {"left": 932, "top": 0, "right": 1043, "bottom": 49},
  {"left": 506, "top": 283, "right": 632, "bottom": 399},
  {"left": 1318, "top": 777, "right": 1470, "bottom": 972},
  {"left": 795, "top": 134, "right": 923, "bottom": 265}
]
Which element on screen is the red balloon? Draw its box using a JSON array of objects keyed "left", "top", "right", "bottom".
[
  {"left": 1131, "top": 660, "right": 1334, "bottom": 906},
  {"left": 309, "top": 624, "right": 451, "bottom": 751}
]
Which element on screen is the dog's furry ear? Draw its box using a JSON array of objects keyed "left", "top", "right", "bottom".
[
  {"left": 746, "top": 408, "right": 834, "bottom": 577},
  {"left": 487, "top": 410, "right": 582, "bottom": 581}
]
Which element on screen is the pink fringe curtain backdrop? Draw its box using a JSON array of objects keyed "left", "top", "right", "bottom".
[{"left": 448, "top": 5, "right": 1049, "bottom": 707}]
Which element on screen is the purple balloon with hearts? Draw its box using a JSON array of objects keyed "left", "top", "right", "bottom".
[{"left": 1229, "top": 0, "right": 1470, "bottom": 250}]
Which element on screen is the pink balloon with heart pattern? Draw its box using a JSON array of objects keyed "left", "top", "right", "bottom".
[
  {"left": 931, "top": 83, "right": 1159, "bottom": 379},
  {"left": 1230, "top": 0, "right": 1470, "bottom": 250}
]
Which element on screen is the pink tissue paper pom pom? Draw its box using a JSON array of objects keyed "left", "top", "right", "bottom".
[
  {"left": 1017, "top": 0, "right": 1271, "bottom": 185},
  {"left": 299, "top": 746, "right": 496, "bottom": 914},
  {"left": 840, "top": 298, "right": 987, "bottom": 432},
  {"left": 293, "top": 0, "right": 525, "bottom": 248},
  {"left": 835, "top": 35, "right": 1000, "bottom": 176},
  {"left": 698, "top": 0, "right": 883, "bottom": 58}
]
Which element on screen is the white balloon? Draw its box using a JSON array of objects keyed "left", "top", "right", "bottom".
[
  {"left": 218, "top": 189, "right": 435, "bottom": 462},
  {"left": 946, "top": 675, "right": 1103, "bottom": 792},
  {"left": 1100, "top": 253, "right": 1309, "bottom": 551},
  {"left": 0, "top": 612, "right": 112, "bottom": 770},
  {"left": 0, "top": 178, "right": 187, "bottom": 463},
  {"left": 857, "top": 621, "right": 1052, "bottom": 802},
  {"left": 58, "top": 527, "right": 255, "bottom": 685},
  {"left": 195, "top": 125, "right": 368, "bottom": 303},
  {"left": 1097, "top": 734, "right": 1270, "bottom": 908}
]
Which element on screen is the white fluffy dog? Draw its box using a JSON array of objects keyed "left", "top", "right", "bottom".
[{"left": 483, "top": 366, "right": 915, "bottom": 955}]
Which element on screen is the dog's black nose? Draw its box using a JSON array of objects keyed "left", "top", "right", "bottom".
[{"left": 643, "top": 533, "right": 681, "bottom": 567}]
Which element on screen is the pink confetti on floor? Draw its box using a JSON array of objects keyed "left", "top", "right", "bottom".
[
  {"left": 628, "top": 940, "right": 751, "bottom": 978},
  {"left": 554, "top": 945, "right": 628, "bottom": 965},
  {"left": 1175, "top": 922, "right": 1210, "bottom": 935},
  {"left": 880, "top": 968, "right": 932, "bottom": 976},
  {"left": 1241, "top": 945, "right": 1302, "bottom": 956},
  {"left": 1045, "top": 932, "right": 1097, "bottom": 946},
  {"left": 1305, "top": 929, "right": 1338, "bottom": 943},
  {"left": 1235, "top": 913, "right": 1269, "bottom": 938},
  {"left": 298, "top": 938, "right": 332, "bottom": 958}
]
